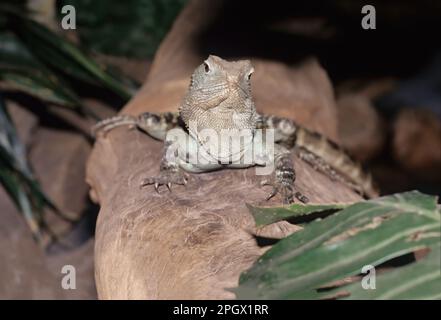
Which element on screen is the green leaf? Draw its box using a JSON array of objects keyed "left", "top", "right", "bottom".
[
  {"left": 0, "top": 94, "right": 43, "bottom": 239},
  {"left": 0, "top": 167, "right": 43, "bottom": 240},
  {"left": 0, "top": 95, "right": 75, "bottom": 241},
  {"left": 247, "top": 202, "right": 349, "bottom": 226},
  {"left": 236, "top": 191, "right": 441, "bottom": 299},
  {"left": 57, "top": 0, "right": 187, "bottom": 58},
  {"left": 0, "top": 68, "right": 80, "bottom": 106},
  {"left": 0, "top": 32, "right": 83, "bottom": 107},
  {"left": 336, "top": 244, "right": 441, "bottom": 300},
  {"left": 2, "top": 8, "right": 136, "bottom": 100},
  {"left": 0, "top": 32, "right": 45, "bottom": 69}
]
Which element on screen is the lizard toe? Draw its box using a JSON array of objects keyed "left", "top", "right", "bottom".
[
  {"left": 140, "top": 171, "right": 188, "bottom": 193},
  {"left": 262, "top": 180, "right": 303, "bottom": 205},
  {"left": 295, "top": 191, "right": 309, "bottom": 203}
]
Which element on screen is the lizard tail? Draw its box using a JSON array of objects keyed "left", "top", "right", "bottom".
[
  {"left": 295, "top": 127, "right": 379, "bottom": 199},
  {"left": 91, "top": 115, "right": 137, "bottom": 138}
]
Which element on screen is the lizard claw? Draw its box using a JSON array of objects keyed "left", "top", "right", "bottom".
[
  {"left": 141, "top": 171, "right": 188, "bottom": 193},
  {"left": 266, "top": 186, "right": 278, "bottom": 201},
  {"left": 260, "top": 178, "right": 308, "bottom": 204},
  {"left": 295, "top": 191, "right": 309, "bottom": 203},
  {"left": 260, "top": 179, "right": 271, "bottom": 187}
]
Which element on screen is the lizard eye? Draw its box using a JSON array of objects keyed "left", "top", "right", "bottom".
[
  {"left": 246, "top": 68, "right": 254, "bottom": 80},
  {"left": 204, "top": 62, "right": 210, "bottom": 73}
]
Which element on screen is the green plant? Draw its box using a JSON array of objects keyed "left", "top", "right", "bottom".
[
  {"left": 0, "top": 95, "right": 76, "bottom": 241},
  {"left": 57, "top": 0, "right": 187, "bottom": 58},
  {"left": 236, "top": 191, "right": 441, "bottom": 299},
  {"left": 0, "top": 1, "right": 138, "bottom": 240},
  {"left": 0, "top": 3, "right": 137, "bottom": 111}
]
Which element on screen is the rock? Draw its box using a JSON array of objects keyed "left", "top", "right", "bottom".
[
  {"left": 6, "top": 100, "right": 39, "bottom": 147},
  {"left": 336, "top": 93, "right": 386, "bottom": 162},
  {"left": 393, "top": 108, "right": 441, "bottom": 181},
  {"left": 95, "top": 54, "right": 151, "bottom": 84},
  {"left": 0, "top": 187, "right": 65, "bottom": 299},
  {"left": 29, "top": 128, "right": 91, "bottom": 231},
  {"left": 46, "top": 239, "right": 96, "bottom": 299},
  {"left": 2, "top": 96, "right": 97, "bottom": 299}
]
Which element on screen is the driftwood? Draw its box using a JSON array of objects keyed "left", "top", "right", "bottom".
[{"left": 86, "top": 0, "right": 362, "bottom": 299}]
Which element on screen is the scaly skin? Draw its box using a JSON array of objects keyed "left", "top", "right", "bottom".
[{"left": 93, "top": 55, "right": 378, "bottom": 203}]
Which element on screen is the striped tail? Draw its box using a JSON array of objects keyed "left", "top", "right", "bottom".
[
  {"left": 257, "top": 113, "right": 378, "bottom": 199},
  {"left": 295, "top": 127, "right": 378, "bottom": 198}
]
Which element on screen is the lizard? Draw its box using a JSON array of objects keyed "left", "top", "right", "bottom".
[{"left": 92, "top": 55, "right": 378, "bottom": 204}]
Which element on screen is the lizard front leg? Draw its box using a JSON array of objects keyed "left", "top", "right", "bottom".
[
  {"left": 92, "top": 112, "right": 181, "bottom": 140},
  {"left": 261, "top": 145, "right": 309, "bottom": 204},
  {"left": 140, "top": 139, "right": 188, "bottom": 192}
]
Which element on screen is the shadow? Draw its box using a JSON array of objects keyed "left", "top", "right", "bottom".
[
  {"left": 196, "top": 0, "right": 441, "bottom": 84},
  {"left": 254, "top": 235, "right": 280, "bottom": 247},
  {"left": 46, "top": 197, "right": 99, "bottom": 255}
]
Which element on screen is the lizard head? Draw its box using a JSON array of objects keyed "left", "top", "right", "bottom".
[{"left": 180, "top": 55, "right": 257, "bottom": 133}]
